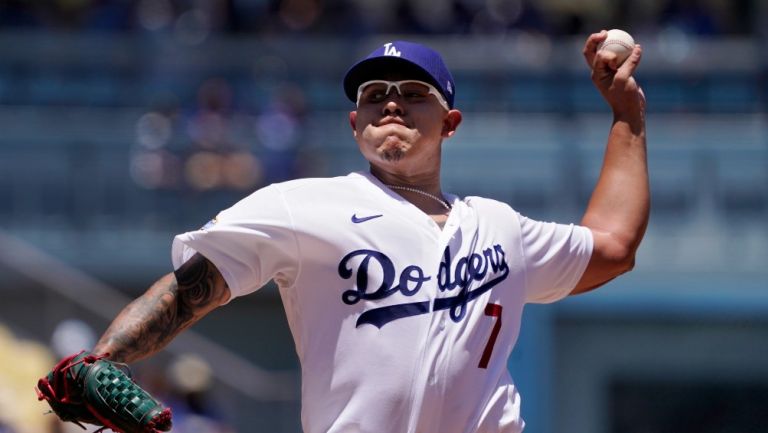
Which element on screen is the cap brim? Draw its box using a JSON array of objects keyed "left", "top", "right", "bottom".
[{"left": 343, "top": 57, "right": 441, "bottom": 104}]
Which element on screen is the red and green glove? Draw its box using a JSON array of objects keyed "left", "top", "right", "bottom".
[{"left": 36, "top": 351, "right": 172, "bottom": 433}]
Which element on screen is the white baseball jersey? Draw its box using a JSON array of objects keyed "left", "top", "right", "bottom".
[{"left": 172, "top": 171, "right": 593, "bottom": 433}]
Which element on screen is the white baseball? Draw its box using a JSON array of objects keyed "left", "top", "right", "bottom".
[{"left": 597, "top": 29, "right": 635, "bottom": 66}]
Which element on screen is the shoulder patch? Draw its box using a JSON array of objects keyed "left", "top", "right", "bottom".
[{"left": 201, "top": 218, "right": 218, "bottom": 230}]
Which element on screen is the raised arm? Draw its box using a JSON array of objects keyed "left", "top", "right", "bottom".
[
  {"left": 571, "top": 30, "right": 650, "bottom": 295},
  {"left": 93, "top": 253, "right": 230, "bottom": 362}
]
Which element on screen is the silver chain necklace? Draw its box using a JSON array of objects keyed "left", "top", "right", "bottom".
[{"left": 385, "top": 184, "right": 452, "bottom": 210}]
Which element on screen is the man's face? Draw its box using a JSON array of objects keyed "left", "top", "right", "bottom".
[{"left": 349, "top": 72, "right": 461, "bottom": 174}]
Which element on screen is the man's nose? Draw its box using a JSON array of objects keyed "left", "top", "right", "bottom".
[{"left": 381, "top": 94, "right": 405, "bottom": 116}]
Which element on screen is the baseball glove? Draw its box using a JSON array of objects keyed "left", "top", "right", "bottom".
[{"left": 35, "top": 350, "right": 172, "bottom": 433}]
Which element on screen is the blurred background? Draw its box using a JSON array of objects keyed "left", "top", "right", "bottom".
[{"left": 1, "top": 0, "right": 767, "bottom": 432}]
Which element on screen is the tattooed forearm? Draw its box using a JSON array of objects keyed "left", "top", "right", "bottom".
[{"left": 93, "top": 254, "right": 229, "bottom": 363}]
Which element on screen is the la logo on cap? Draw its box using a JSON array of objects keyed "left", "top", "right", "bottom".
[{"left": 383, "top": 42, "right": 401, "bottom": 57}]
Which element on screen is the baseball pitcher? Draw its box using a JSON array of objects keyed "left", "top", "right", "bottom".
[{"left": 37, "top": 31, "right": 648, "bottom": 433}]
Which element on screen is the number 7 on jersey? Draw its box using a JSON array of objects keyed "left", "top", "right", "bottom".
[{"left": 478, "top": 303, "right": 502, "bottom": 369}]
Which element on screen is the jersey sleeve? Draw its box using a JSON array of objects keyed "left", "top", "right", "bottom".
[
  {"left": 518, "top": 214, "right": 594, "bottom": 304},
  {"left": 171, "top": 184, "right": 300, "bottom": 302}
]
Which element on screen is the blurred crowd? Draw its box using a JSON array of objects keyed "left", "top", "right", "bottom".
[
  {"left": 0, "top": 0, "right": 751, "bottom": 37},
  {"left": 0, "top": 0, "right": 761, "bottom": 198},
  {"left": 0, "top": 0, "right": 756, "bottom": 196},
  {"left": 130, "top": 77, "right": 312, "bottom": 192}
]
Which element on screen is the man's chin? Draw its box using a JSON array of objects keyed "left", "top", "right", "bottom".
[
  {"left": 374, "top": 138, "right": 410, "bottom": 162},
  {"left": 377, "top": 148, "right": 406, "bottom": 162}
]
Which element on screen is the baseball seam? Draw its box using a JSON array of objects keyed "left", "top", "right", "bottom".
[{"left": 600, "top": 40, "right": 633, "bottom": 51}]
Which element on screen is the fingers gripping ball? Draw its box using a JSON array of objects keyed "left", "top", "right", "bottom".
[
  {"left": 35, "top": 351, "right": 172, "bottom": 433},
  {"left": 597, "top": 29, "right": 635, "bottom": 66}
]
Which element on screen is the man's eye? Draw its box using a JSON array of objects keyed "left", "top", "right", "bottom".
[
  {"left": 405, "top": 92, "right": 427, "bottom": 98},
  {"left": 364, "top": 91, "right": 387, "bottom": 102}
]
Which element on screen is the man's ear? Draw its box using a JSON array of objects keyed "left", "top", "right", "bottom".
[
  {"left": 442, "top": 109, "right": 463, "bottom": 138},
  {"left": 349, "top": 111, "right": 358, "bottom": 137}
]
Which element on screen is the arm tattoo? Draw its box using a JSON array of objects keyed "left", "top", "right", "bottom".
[
  {"left": 94, "top": 254, "right": 229, "bottom": 363},
  {"left": 174, "top": 253, "right": 224, "bottom": 324}
]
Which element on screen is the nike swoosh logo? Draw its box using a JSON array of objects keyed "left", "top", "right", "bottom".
[{"left": 351, "top": 214, "right": 383, "bottom": 223}]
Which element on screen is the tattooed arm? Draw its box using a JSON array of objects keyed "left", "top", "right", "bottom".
[{"left": 93, "top": 253, "right": 230, "bottom": 363}]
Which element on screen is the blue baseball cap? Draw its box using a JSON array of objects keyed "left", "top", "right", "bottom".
[{"left": 343, "top": 41, "right": 456, "bottom": 109}]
